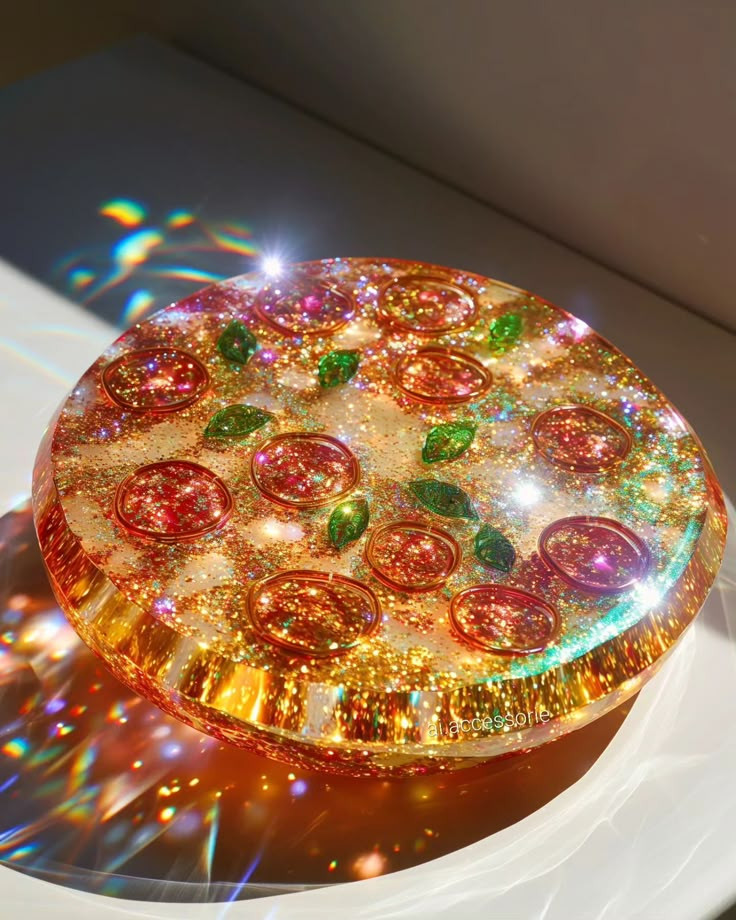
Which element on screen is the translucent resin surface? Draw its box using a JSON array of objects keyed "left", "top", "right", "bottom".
[{"left": 32, "top": 258, "right": 727, "bottom": 775}]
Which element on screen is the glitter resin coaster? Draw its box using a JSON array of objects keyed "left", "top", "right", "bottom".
[{"left": 32, "top": 257, "right": 727, "bottom": 777}]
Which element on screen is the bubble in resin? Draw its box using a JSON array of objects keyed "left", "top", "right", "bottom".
[
  {"left": 247, "top": 570, "right": 381, "bottom": 657},
  {"left": 394, "top": 347, "right": 491, "bottom": 404},
  {"left": 114, "top": 460, "right": 233, "bottom": 541},
  {"left": 449, "top": 585, "right": 559, "bottom": 655},
  {"left": 378, "top": 275, "right": 478, "bottom": 334},
  {"left": 531, "top": 405, "right": 631, "bottom": 472},
  {"left": 102, "top": 347, "right": 209, "bottom": 412},
  {"left": 538, "top": 515, "right": 650, "bottom": 594},
  {"left": 256, "top": 279, "right": 354, "bottom": 335},
  {"left": 365, "top": 521, "right": 461, "bottom": 592},
  {"left": 251, "top": 433, "right": 360, "bottom": 508}
]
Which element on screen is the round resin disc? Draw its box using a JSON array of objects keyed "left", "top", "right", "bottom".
[{"left": 32, "top": 257, "right": 727, "bottom": 776}]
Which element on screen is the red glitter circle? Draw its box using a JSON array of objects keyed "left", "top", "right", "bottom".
[
  {"left": 102, "top": 348, "right": 209, "bottom": 412},
  {"left": 247, "top": 570, "right": 381, "bottom": 657},
  {"left": 394, "top": 347, "right": 491, "bottom": 405},
  {"left": 114, "top": 460, "right": 233, "bottom": 542},
  {"left": 378, "top": 275, "right": 478, "bottom": 335},
  {"left": 532, "top": 405, "right": 631, "bottom": 472},
  {"left": 449, "top": 585, "right": 559, "bottom": 656},
  {"left": 251, "top": 433, "right": 360, "bottom": 508},
  {"left": 365, "top": 521, "right": 461, "bottom": 593},
  {"left": 538, "top": 516, "right": 650, "bottom": 594},
  {"left": 255, "top": 280, "right": 354, "bottom": 336}
]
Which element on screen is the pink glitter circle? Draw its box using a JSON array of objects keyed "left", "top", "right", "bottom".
[
  {"left": 532, "top": 405, "right": 631, "bottom": 472},
  {"left": 251, "top": 433, "right": 360, "bottom": 508},
  {"left": 247, "top": 570, "right": 381, "bottom": 657},
  {"left": 394, "top": 348, "right": 491, "bottom": 405},
  {"left": 378, "top": 275, "right": 478, "bottom": 335},
  {"left": 449, "top": 585, "right": 559, "bottom": 656},
  {"left": 255, "top": 280, "right": 354, "bottom": 336},
  {"left": 365, "top": 521, "right": 461, "bottom": 592},
  {"left": 102, "top": 348, "right": 209, "bottom": 412},
  {"left": 114, "top": 460, "right": 233, "bottom": 542},
  {"left": 538, "top": 516, "right": 650, "bottom": 594}
]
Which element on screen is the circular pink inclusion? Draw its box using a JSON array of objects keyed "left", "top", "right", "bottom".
[
  {"left": 365, "top": 522, "right": 460, "bottom": 592},
  {"left": 114, "top": 460, "right": 232, "bottom": 541},
  {"left": 247, "top": 570, "right": 380, "bottom": 657},
  {"left": 532, "top": 405, "right": 631, "bottom": 472},
  {"left": 394, "top": 348, "right": 491, "bottom": 404},
  {"left": 255, "top": 281, "right": 354, "bottom": 335},
  {"left": 538, "top": 516, "right": 650, "bottom": 594},
  {"left": 102, "top": 348, "right": 209, "bottom": 412},
  {"left": 379, "top": 275, "right": 478, "bottom": 334},
  {"left": 251, "top": 433, "right": 360, "bottom": 508},
  {"left": 450, "top": 585, "right": 559, "bottom": 655}
]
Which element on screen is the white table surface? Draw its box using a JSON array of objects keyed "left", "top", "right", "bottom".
[{"left": 1, "top": 38, "right": 735, "bottom": 919}]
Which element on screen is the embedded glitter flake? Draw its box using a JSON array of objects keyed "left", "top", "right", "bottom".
[
  {"left": 318, "top": 350, "right": 360, "bottom": 388},
  {"left": 422, "top": 421, "right": 476, "bottom": 464},
  {"left": 217, "top": 319, "right": 258, "bottom": 364},
  {"left": 395, "top": 348, "right": 491, "bottom": 404},
  {"left": 252, "top": 433, "right": 360, "bottom": 508},
  {"left": 532, "top": 405, "right": 632, "bottom": 472},
  {"left": 474, "top": 524, "right": 516, "bottom": 573},
  {"left": 408, "top": 479, "right": 478, "bottom": 520},
  {"left": 378, "top": 275, "right": 478, "bottom": 334},
  {"left": 102, "top": 347, "right": 209, "bottom": 412},
  {"left": 256, "top": 280, "right": 354, "bottom": 336},
  {"left": 450, "top": 585, "right": 559, "bottom": 655},
  {"left": 365, "top": 521, "right": 460, "bottom": 592},
  {"left": 539, "top": 516, "right": 650, "bottom": 594},
  {"left": 247, "top": 570, "right": 380, "bottom": 657},
  {"left": 114, "top": 460, "right": 232, "bottom": 541},
  {"left": 204, "top": 404, "right": 274, "bottom": 439},
  {"left": 488, "top": 313, "right": 522, "bottom": 353},
  {"left": 328, "top": 498, "right": 370, "bottom": 549}
]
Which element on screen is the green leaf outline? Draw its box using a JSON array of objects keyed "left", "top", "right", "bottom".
[
  {"left": 204, "top": 404, "right": 274, "bottom": 439},
  {"left": 328, "top": 498, "right": 370, "bottom": 549},
  {"left": 318, "top": 349, "right": 361, "bottom": 388},
  {"left": 474, "top": 523, "right": 516, "bottom": 572},
  {"left": 217, "top": 319, "right": 258, "bottom": 364},
  {"left": 422, "top": 421, "right": 477, "bottom": 464},
  {"left": 408, "top": 479, "right": 478, "bottom": 520}
]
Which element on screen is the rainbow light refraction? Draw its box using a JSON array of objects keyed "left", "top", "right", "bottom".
[{"left": 54, "top": 199, "right": 261, "bottom": 326}]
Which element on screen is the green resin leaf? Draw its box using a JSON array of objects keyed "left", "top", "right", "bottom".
[
  {"left": 204, "top": 404, "right": 274, "bottom": 439},
  {"left": 488, "top": 313, "right": 522, "bottom": 353},
  {"left": 474, "top": 524, "right": 516, "bottom": 573},
  {"left": 217, "top": 319, "right": 258, "bottom": 364},
  {"left": 408, "top": 479, "right": 478, "bottom": 520},
  {"left": 328, "top": 498, "right": 370, "bottom": 549},
  {"left": 318, "top": 349, "right": 360, "bottom": 388},
  {"left": 422, "top": 421, "right": 476, "bottom": 464}
]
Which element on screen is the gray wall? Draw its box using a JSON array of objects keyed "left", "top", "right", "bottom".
[{"left": 116, "top": 0, "right": 736, "bottom": 333}]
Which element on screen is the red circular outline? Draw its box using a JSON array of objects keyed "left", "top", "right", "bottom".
[
  {"left": 538, "top": 515, "right": 651, "bottom": 594},
  {"left": 114, "top": 459, "right": 233, "bottom": 542}
]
